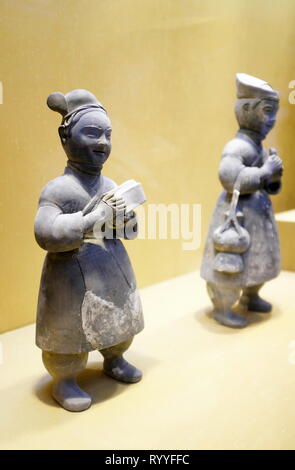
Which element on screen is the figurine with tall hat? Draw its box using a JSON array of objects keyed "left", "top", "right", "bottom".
[
  {"left": 201, "top": 73, "right": 283, "bottom": 328},
  {"left": 34, "top": 89, "right": 145, "bottom": 411}
]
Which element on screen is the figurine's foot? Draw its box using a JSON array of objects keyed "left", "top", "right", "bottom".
[
  {"left": 239, "top": 295, "right": 272, "bottom": 313},
  {"left": 52, "top": 379, "right": 91, "bottom": 412},
  {"left": 213, "top": 309, "right": 248, "bottom": 328},
  {"left": 104, "top": 357, "right": 142, "bottom": 383}
]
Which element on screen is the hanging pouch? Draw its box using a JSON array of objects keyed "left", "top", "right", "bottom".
[{"left": 213, "top": 170, "right": 250, "bottom": 274}]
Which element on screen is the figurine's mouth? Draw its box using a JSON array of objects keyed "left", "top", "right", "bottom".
[
  {"left": 92, "top": 150, "right": 108, "bottom": 162},
  {"left": 265, "top": 121, "right": 275, "bottom": 130}
]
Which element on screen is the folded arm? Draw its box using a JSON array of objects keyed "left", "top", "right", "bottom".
[
  {"left": 219, "top": 155, "right": 279, "bottom": 195},
  {"left": 35, "top": 200, "right": 113, "bottom": 252}
]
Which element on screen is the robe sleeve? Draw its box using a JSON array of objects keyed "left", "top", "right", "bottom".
[
  {"left": 218, "top": 155, "right": 267, "bottom": 195},
  {"left": 34, "top": 199, "right": 84, "bottom": 253}
]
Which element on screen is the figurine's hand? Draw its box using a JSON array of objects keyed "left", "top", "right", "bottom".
[
  {"left": 101, "top": 192, "right": 126, "bottom": 216},
  {"left": 83, "top": 200, "right": 113, "bottom": 233},
  {"left": 262, "top": 154, "right": 283, "bottom": 178}
]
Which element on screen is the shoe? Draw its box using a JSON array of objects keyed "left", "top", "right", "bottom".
[
  {"left": 52, "top": 378, "right": 91, "bottom": 412},
  {"left": 239, "top": 295, "right": 272, "bottom": 313},
  {"left": 213, "top": 309, "right": 248, "bottom": 328},
  {"left": 104, "top": 357, "right": 142, "bottom": 383}
]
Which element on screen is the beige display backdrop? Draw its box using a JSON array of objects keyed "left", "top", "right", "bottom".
[{"left": 1, "top": 0, "right": 295, "bottom": 333}]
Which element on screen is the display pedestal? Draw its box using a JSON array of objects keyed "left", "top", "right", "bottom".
[
  {"left": 276, "top": 210, "right": 295, "bottom": 271},
  {"left": 1, "top": 270, "right": 295, "bottom": 450}
]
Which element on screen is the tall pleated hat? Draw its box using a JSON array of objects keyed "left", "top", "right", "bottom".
[
  {"left": 236, "top": 73, "right": 279, "bottom": 101},
  {"left": 46, "top": 89, "right": 106, "bottom": 123}
]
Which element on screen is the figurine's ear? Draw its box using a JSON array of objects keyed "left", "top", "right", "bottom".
[
  {"left": 58, "top": 125, "right": 67, "bottom": 145},
  {"left": 242, "top": 102, "right": 250, "bottom": 112}
]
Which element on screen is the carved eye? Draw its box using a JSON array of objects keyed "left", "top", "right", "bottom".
[
  {"left": 82, "top": 127, "right": 99, "bottom": 138},
  {"left": 263, "top": 106, "right": 273, "bottom": 113}
]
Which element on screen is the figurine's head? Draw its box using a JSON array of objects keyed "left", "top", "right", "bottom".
[
  {"left": 234, "top": 73, "right": 279, "bottom": 139},
  {"left": 47, "top": 89, "right": 112, "bottom": 175}
]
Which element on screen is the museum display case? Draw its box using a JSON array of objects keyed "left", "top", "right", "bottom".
[{"left": 0, "top": 0, "right": 295, "bottom": 451}]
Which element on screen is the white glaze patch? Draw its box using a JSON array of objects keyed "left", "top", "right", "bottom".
[{"left": 81, "top": 290, "right": 143, "bottom": 349}]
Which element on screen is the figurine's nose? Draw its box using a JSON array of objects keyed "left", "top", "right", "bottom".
[
  {"left": 267, "top": 119, "right": 275, "bottom": 128},
  {"left": 97, "top": 134, "right": 108, "bottom": 148}
]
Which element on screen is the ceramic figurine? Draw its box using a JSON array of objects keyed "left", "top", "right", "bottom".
[
  {"left": 201, "top": 73, "right": 283, "bottom": 328},
  {"left": 34, "top": 89, "right": 145, "bottom": 411}
]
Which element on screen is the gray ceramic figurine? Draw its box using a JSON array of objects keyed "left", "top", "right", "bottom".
[
  {"left": 201, "top": 73, "right": 283, "bottom": 328},
  {"left": 34, "top": 90, "right": 144, "bottom": 411}
]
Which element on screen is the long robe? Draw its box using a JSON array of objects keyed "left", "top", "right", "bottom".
[
  {"left": 34, "top": 166, "right": 144, "bottom": 354},
  {"left": 201, "top": 131, "right": 281, "bottom": 288}
]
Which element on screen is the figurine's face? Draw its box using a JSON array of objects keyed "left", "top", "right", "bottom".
[
  {"left": 238, "top": 98, "right": 279, "bottom": 138},
  {"left": 62, "top": 110, "right": 112, "bottom": 172},
  {"left": 251, "top": 99, "right": 279, "bottom": 138}
]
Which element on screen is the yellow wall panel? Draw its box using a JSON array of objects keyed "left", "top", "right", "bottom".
[{"left": 0, "top": 0, "right": 295, "bottom": 332}]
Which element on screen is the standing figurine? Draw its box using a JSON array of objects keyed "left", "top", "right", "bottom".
[
  {"left": 201, "top": 74, "right": 283, "bottom": 328},
  {"left": 34, "top": 90, "right": 145, "bottom": 411}
]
